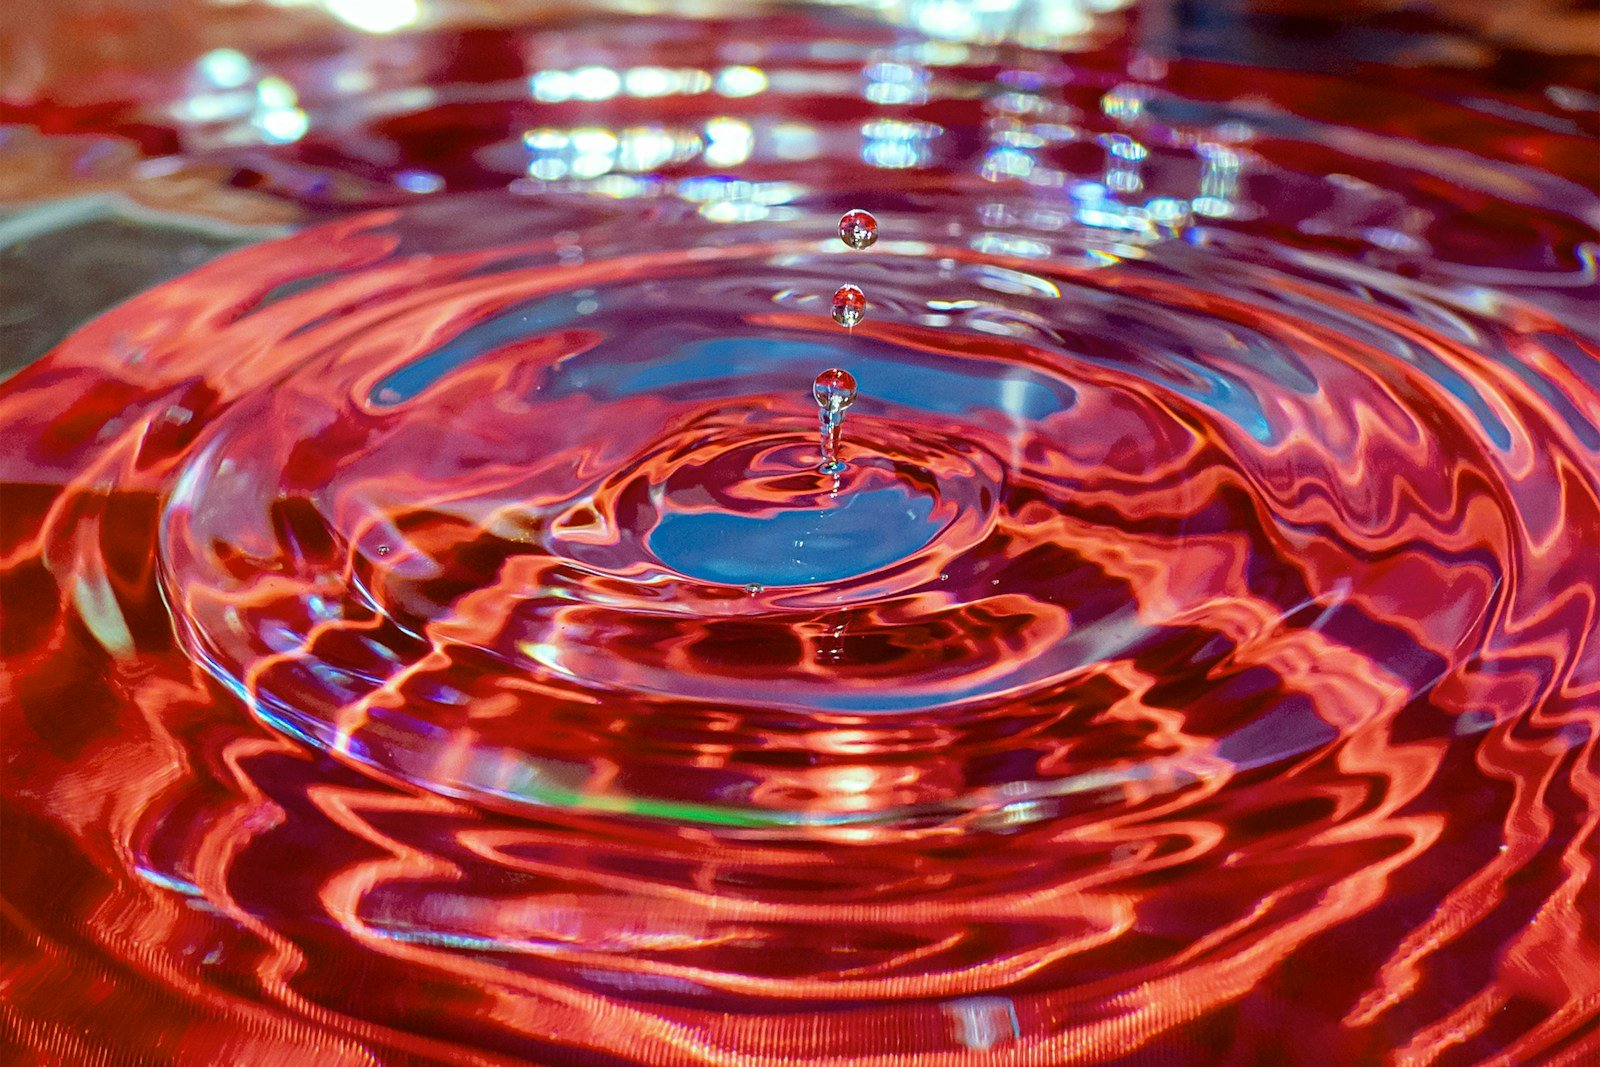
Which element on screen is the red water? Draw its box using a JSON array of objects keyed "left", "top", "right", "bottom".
[{"left": 2, "top": 3, "right": 1599, "bottom": 1064}]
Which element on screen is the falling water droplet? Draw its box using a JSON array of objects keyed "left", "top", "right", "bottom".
[
  {"left": 813, "top": 367, "right": 858, "bottom": 411},
  {"left": 813, "top": 367, "right": 857, "bottom": 475},
  {"left": 832, "top": 285, "right": 865, "bottom": 329},
  {"left": 838, "top": 209, "right": 878, "bottom": 250}
]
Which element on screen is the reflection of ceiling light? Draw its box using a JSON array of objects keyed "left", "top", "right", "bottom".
[
  {"left": 197, "top": 48, "right": 252, "bottom": 88},
  {"left": 255, "top": 107, "right": 309, "bottom": 144},
  {"left": 571, "top": 66, "right": 622, "bottom": 101},
  {"left": 618, "top": 127, "right": 700, "bottom": 172},
  {"left": 395, "top": 170, "right": 444, "bottom": 193},
  {"left": 256, "top": 76, "right": 298, "bottom": 109},
  {"left": 324, "top": 0, "right": 421, "bottom": 34},
  {"left": 862, "top": 118, "right": 938, "bottom": 169},
  {"left": 867, "top": 0, "right": 1130, "bottom": 48},
  {"left": 530, "top": 70, "right": 575, "bottom": 103},
  {"left": 703, "top": 118, "right": 754, "bottom": 167},
  {"left": 865, "top": 66, "right": 928, "bottom": 106},
  {"left": 623, "top": 67, "right": 676, "bottom": 98},
  {"left": 714, "top": 66, "right": 768, "bottom": 98},
  {"left": 251, "top": 76, "right": 308, "bottom": 144}
]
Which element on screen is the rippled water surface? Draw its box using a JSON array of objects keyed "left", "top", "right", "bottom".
[{"left": 2, "top": 2, "right": 1598, "bottom": 1063}]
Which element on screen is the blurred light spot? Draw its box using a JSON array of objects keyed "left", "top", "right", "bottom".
[
  {"left": 255, "top": 105, "right": 309, "bottom": 144},
  {"left": 992, "top": 126, "right": 1046, "bottom": 149},
  {"left": 530, "top": 69, "right": 574, "bottom": 102},
  {"left": 699, "top": 201, "right": 774, "bottom": 223},
  {"left": 1101, "top": 82, "right": 1149, "bottom": 123},
  {"left": 256, "top": 76, "right": 298, "bottom": 110},
  {"left": 1099, "top": 132, "right": 1148, "bottom": 161},
  {"left": 864, "top": 61, "right": 928, "bottom": 106},
  {"left": 395, "top": 169, "right": 443, "bottom": 193},
  {"left": 898, "top": 0, "right": 1126, "bottom": 47},
  {"left": 1099, "top": 132, "right": 1147, "bottom": 194},
  {"left": 571, "top": 66, "right": 622, "bottom": 101},
  {"left": 623, "top": 66, "right": 711, "bottom": 98},
  {"left": 523, "top": 128, "right": 566, "bottom": 152},
  {"left": 993, "top": 90, "right": 1047, "bottom": 116},
  {"left": 970, "top": 232, "right": 1051, "bottom": 258},
  {"left": 590, "top": 174, "right": 654, "bottom": 198},
  {"left": 570, "top": 128, "right": 619, "bottom": 178},
  {"left": 1365, "top": 227, "right": 1427, "bottom": 253},
  {"left": 73, "top": 574, "right": 133, "bottom": 657},
  {"left": 624, "top": 66, "right": 676, "bottom": 97},
  {"left": 333, "top": 67, "right": 375, "bottom": 94},
  {"left": 703, "top": 117, "right": 754, "bottom": 166},
  {"left": 972, "top": 265, "right": 1060, "bottom": 298},
  {"left": 913, "top": 0, "right": 980, "bottom": 40},
  {"left": 618, "top": 126, "right": 699, "bottom": 171},
  {"left": 324, "top": 0, "right": 420, "bottom": 34},
  {"left": 943, "top": 996, "right": 1020, "bottom": 1050},
  {"left": 518, "top": 641, "right": 570, "bottom": 676},
  {"left": 177, "top": 93, "right": 252, "bottom": 123},
  {"left": 1027, "top": 2, "right": 1091, "bottom": 41},
  {"left": 981, "top": 146, "right": 1034, "bottom": 180},
  {"left": 1147, "top": 198, "right": 1187, "bottom": 221},
  {"left": 678, "top": 178, "right": 800, "bottom": 205},
  {"left": 197, "top": 48, "right": 251, "bottom": 88},
  {"left": 862, "top": 118, "right": 938, "bottom": 170},
  {"left": 902, "top": 40, "right": 969, "bottom": 65},
  {"left": 1196, "top": 141, "right": 1242, "bottom": 217},
  {"left": 714, "top": 65, "right": 768, "bottom": 97},
  {"left": 829, "top": 767, "right": 878, "bottom": 795},
  {"left": 1546, "top": 84, "right": 1600, "bottom": 113}
]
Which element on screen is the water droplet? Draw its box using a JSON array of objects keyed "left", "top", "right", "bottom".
[
  {"left": 838, "top": 209, "right": 878, "bottom": 250},
  {"left": 377, "top": 545, "right": 391, "bottom": 556},
  {"left": 831, "top": 284, "right": 865, "bottom": 329},
  {"left": 743, "top": 583, "right": 764, "bottom": 595},
  {"left": 812, "top": 367, "right": 858, "bottom": 412},
  {"left": 813, "top": 367, "right": 858, "bottom": 475}
]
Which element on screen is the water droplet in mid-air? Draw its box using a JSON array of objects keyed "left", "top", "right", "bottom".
[
  {"left": 838, "top": 209, "right": 878, "bottom": 250},
  {"left": 813, "top": 367, "right": 858, "bottom": 475},
  {"left": 832, "top": 285, "right": 865, "bottom": 329},
  {"left": 813, "top": 367, "right": 858, "bottom": 412}
]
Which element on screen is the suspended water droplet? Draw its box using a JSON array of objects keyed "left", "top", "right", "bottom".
[
  {"left": 743, "top": 583, "right": 764, "bottom": 596},
  {"left": 812, "top": 367, "right": 858, "bottom": 412},
  {"left": 813, "top": 367, "right": 858, "bottom": 475},
  {"left": 838, "top": 209, "right": 878, "bottom": 250},
  {"left": 831, "top": 284, "right": 865, "bottom": 329},
  {"left": 377, "top": 545, "right": 391, "bottom": 556}
]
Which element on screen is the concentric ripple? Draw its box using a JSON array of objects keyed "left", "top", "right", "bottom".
[{"left": 2, "top": 3, "right": 1598, "bottom": 1065}]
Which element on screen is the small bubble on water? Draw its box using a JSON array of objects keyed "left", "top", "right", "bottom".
[
  {"left": 812, "top": 367, "right": 858, "bottom": 412},
  {"left": 831, "top": 285, "right": 866, "bottom": 329},
  {"left": 838, "top": 209, "right": 878, "bottom": 250}
]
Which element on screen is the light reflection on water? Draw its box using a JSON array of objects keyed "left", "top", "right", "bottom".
[{"left": 1, "top": 2, "right": 1598, "bottom": 1065}]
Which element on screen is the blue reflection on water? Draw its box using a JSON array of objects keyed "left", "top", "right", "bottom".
[
  {"left": 592, "top": 336, "right": 1070, "bottom": 417},
  {"left": 650, "top": 485, "right": 935, "bottom": 585}
]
